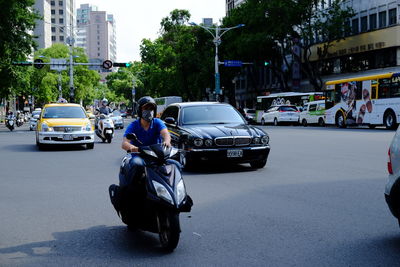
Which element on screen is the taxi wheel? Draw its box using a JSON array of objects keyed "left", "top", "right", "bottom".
[{"left": 87, "top": 143, "right": 94, "bottom": 149}]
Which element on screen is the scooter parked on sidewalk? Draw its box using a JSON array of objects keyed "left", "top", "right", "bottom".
[
  {"left": 95, "top": 114, "right": 114, "bottom": 143},
  {"left": 109, "top": 133, "right": 193, "bottom": 251}
]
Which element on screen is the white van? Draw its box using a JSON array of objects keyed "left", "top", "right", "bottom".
[{"left": 299, "top": 100, "right": 325, "bottom": 127}]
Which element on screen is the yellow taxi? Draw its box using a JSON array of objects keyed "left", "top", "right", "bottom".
[{"left": 35, "top": 102, "right": 95, "bottom": 149}]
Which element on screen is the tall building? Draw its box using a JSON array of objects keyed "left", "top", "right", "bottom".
[
  {"left": 33, "top": 0, "right": 52, "bottom": 49},
  {"left": 76, "top": 4, "right": 117, "bottom": 76},
  {"left": 49, "top": 0, "right": 75, "bottom": 45},
  {"left": 226, "top": 0, "right": 246, "bottom": 15}
]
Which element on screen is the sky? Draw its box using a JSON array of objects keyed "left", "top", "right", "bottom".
[{"left": 76, "top": 0, "right": 226, "bottom": 62}]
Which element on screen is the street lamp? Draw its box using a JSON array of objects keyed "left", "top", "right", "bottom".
[{"left": 189, "top": 22, "right": 245, "bottom": 101}]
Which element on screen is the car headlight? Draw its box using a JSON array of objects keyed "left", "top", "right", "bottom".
[
  {"left": 82, "top": 122, "right": 92, "bottom": 131},
  {"left": 176, "top": 179, "right": 186, "bottom": 204},
  {"left": 152, "top": 180, "right": 174, "bottom": 204},
  {"left": 41, "top": 123, "right": 53, "bottom": 132},
  {"left": 193, "top": 138, "right": 203, "bottom": 147},
  {"left": 253, "top": 137, "right": 260, "bottom": 144},
  {"left": 261, "top": 135, "right": 269, "bottom": 145},
  {"left": 204, "top": 139, "right": 213, "bottom": 147}
]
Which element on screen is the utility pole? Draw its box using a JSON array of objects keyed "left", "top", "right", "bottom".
[{"left": 69, "top": 21, "right": 74, "bottom": 103}]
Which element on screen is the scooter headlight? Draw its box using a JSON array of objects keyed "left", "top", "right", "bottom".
[
  {"left": 41, "top": 123, "right": 53, "bottom": 132},
  {"left": 152, "top": 181, "right": 174, "bottom": 205},
  {"left": 176, "top": 179, "right": 186, "bottom": 204}
]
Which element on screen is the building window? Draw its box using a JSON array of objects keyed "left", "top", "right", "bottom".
[
  {"left": 352, "top": 18, "right": 359, "bottom": 34},
  {"left": 97, "top": 42, "right": 100, "bottom": 45},
  {"left": 97, "top": 53, "right": 100, "bottom": 56},
  {"left": 369, "top": 13, "right": 377, "bottom": 30},
  {"left": 360, "top": 16, "right": 367, "bottom": 32},
  {"left": 52, "top": 36, "right": 56, "bottom": 41},
  {"left": 379, "top": 11, "right": 387, "bottom": 28},
  {"left": 98, "top": 47, "right": 100, "bottom": 51},
  {"left": 60, "top": 36, "right": 64, "bottom": 42},
  {"left": 51, "top": 27, "right": 56, "bottom": 32},
  {"left": 51, "top": 18, "right": 55, "bottom": 23},
  {"left": 389, "top": 8, "right": 397, "bottom": 25},
  {"left": 51, "top": 9, "right": 55, "bottom": 15},
  {"left": 59, "top": 9, "right": 63, "bottom": 15},
  {"left": 51, "top": 1, "right": 55, "bottom": 6},
  {"left": 59, "top": 1, "right": 63, "bottom": 6},
  {"left": 97, "top": 30, "right": 100, "bottom": 34},
  {"left": 59, "top": 18, "right": 64, "bottom": 24}
]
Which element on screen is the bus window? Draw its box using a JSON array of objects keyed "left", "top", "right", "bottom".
[
  {"left": 309, "top": 104, "right": 317, "bottom": 112},
  {"left": 355, "top": 81, "right": 362, "bottom": 100},
  {"left": 391, "top": 80, "right": 400, "bottom": 98},
  {"left": 371, "top": 85, "right": 377, "bottom": 99},
  {"left": 378, "top": 78, "right": 391, "bottom": 99}
]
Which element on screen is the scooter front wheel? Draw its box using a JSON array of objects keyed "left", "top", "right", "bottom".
[{"left": 158, "top": 211, "right": 180, "bottom": 252}]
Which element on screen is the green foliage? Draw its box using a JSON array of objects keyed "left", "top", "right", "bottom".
[
  {"left": 31, "top": 44, "right": 101, "bottom": 105},
  {"left": 139, "top": 9, "right": 214, "bottom": 101},
  {"left": 0, "top": 0, "right": 40, "bottom": 98}
]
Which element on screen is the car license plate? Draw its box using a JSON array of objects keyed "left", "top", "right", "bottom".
[
  {"left": 227, "top": 149, "right": 243, "bottom": 158},
  {"left": 63, "top": 134, "right": 73, "bottom": 141},
  {"left": 106, "top": 130, "right": 112, "bottom": 134}
]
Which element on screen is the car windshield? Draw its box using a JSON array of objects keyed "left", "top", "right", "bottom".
[
  {"left": 112, "top": 110, "right": 121, "bottom": 116},
  {"left": 280, "top": 106, "right": 298, "bottom": 112},
  {"left": 43, "top": 106, "right": 86, "bottom": 118},
  {"left": 182, "top": 105, "right": 245, "bottom": 125}
]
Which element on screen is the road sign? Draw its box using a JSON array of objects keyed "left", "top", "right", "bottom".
[
  {"left": 88, "top": 58, "right": 102, "bottom": 71},
  {"left": 50, "top": 58, "right": 67, "bottom": 71},
  {"left": 33, "top": 59, "right": 44, "bottom": 69},
  {"left": 102, "top": 60, "right": 113, "bottom": 70},
  {"left": 224, "top": 60, "right": 242, "bottom": 67}
]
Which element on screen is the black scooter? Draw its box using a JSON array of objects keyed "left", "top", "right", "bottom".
[
  {"left": 109, "top": 133, "right": 192, "bottom": 251},
  {"left": 5, "top": 115, "right": 15, "bottom": 131}
]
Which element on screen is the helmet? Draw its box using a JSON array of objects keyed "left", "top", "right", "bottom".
[
  {"left": 102, "top": 98, "right": 108, "bottom": 106},
  {"left": 137, "top": 96, "right": 157, "bottom": 118}
]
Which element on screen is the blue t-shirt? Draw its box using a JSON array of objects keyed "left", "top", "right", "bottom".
[{"left": 124, "top": 118, "right": 167, "bottom": 147}]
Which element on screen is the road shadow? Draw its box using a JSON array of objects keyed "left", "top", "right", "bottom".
[
  {"left": 0, "top": 225, "right": 170, "bottom": 264},
  {"left": 183, "top": 161, "right": 259, "bottom": 175},
  {"left": 2, "top": 144, "right": 38, "bottom": 152}
]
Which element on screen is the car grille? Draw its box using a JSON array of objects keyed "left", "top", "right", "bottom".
[
  {"left": 214, "top": 136, "right": 251, "bottom": 146},
  {"left": 53, "top": 126, "right": 82, "bottom": 132}
]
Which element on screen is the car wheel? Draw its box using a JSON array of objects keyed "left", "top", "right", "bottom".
[
  {"left": 250, "top": 159, "right": 267, "bottom": 169},
  {"left": 384, "top": 110, "right": 397, "bottom": 130},
  {"left": 318, "top": 118, "right": 325, "bottom": 127},
  {"left": 273, "top": 118, "right": 278, "bottom": 126},
  {"left": 302, "top": 119, "right": 307, "bottom": 127},
  {"left": 86, "top": 143, "right": 94, "bottom": 149},
  {"left": 261, "top": 118, "right": 265, "bottom": 126},
  {"left": 335, "top": 111, "right": 346, "bottom": 128},
  {"left": 368, "top": 125, "right": 376, "bottom": 129}
]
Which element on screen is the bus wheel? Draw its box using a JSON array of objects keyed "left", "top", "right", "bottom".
[
  {"left": 384, "top": 110, "right": 397, "bottom": 130},
  {"left": 335, "top": 112, "right": 346, "bottom": 128},
  {"left": 318, "top": 118, "right": 325, "bottom": 127},
  {"left": 302, "top": 119, "right": 308, "bottom": 127}
]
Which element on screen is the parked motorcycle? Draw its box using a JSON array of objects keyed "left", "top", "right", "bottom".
[
  {"left": 109, "top": 133, "right": 193, "bottom": 251},
  {"left": 95, "top": 114, "right": 114, "bottom": 143},
  {"left": 5, "top": 114, "right": 16, "bottom": 131}
]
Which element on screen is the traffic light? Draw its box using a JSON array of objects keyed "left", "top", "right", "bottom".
[
  {"left": 113, "top": 62, "right": 131, "bottom": 67},
  {"left": 264, "top": 61, "right": 270, "bottom": 66}
]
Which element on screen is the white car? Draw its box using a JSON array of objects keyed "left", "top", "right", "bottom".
[
  {"left": 299, "top": 100, "right": 326, "bottom": 127},
  {"left": 386, "top": 127, "right": 400, "bottom": 224},
  {"left": 261, "top": 105, "right": 300, "bottom": 126},
  {"left": 29, "top": 110, "right": 41, "bottom": 131}
]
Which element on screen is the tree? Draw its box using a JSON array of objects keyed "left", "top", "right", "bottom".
[
  {"left": 0, "top": 0, "right": 40, "bottom": 98},
  {"left": 31, "top": 44, "right": 101, "bottom": 105}
]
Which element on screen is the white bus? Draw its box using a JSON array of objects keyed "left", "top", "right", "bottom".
[
  {"left": 154, "top": 96, "right": 182, "bottom": 117},
  {"left": 255, "top": 92, "right": 324, "bottom": 123},
  {"left": 324, "top": 72, "right": 400, "bottom": 129}
]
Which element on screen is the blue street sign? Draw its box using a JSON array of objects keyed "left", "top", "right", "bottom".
[{"left": 224, "top": 60, "right": 242, "bottom": 67}]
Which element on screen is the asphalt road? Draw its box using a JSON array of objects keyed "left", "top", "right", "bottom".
[{"left": 0, "top": 122, "right": 399, "bottom": 266}]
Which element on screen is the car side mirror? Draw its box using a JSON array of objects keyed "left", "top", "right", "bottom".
[
  {"left": 164, "top": 117, "right": 176, "bottom": 125},
  {"left": 33, "top": 114, "right": 40, "bottom": 119}
]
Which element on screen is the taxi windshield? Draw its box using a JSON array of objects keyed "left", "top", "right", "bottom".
[{"left": 43, "top": 106, "right": 86, "bottom": 118}]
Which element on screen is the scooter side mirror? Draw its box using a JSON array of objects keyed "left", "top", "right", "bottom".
[
  {"left": 125, "top": 133, "right": 138, "bottom": 141},
  {"left": 33, "top": 114, "right": 40, "bottom": 119}
]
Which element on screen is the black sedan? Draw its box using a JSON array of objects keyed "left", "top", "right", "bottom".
[{"left": 160, "top": 102, "right": 270, "bottom": 169}]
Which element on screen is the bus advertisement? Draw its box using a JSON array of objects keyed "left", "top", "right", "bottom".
[
  {"left": 324, "top": 72, "right": 400, "bottom": 129},
  {"left": 255, "top": 92, "right": 324, "bottom": 123},
  {"left": 154, "top": 96, "right": 182, "bottom": 117}
]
